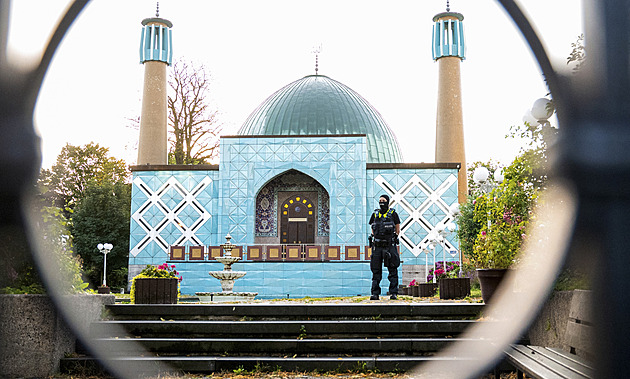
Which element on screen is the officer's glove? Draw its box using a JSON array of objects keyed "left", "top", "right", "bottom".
[{"left": 394, "top": 235, "right": 400, "bottom": 245}]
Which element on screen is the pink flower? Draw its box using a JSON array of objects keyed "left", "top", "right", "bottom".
[
  {"left": 171, "top": 265, "right": 176, "bottom": 269},
  {"left": 409, "top": 279, "right": 417, "bottom": 286},
  {"left": 481, "top": 230, "right": 487, "bottom": 236}
]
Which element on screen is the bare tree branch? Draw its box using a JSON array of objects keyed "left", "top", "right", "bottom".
[{"left": 167, "top": 60, "right": 222, "bottom": 164}]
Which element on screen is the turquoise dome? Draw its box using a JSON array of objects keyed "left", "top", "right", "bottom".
[{"left": 237, "top": 75, "right": 403, "bottom": 163}]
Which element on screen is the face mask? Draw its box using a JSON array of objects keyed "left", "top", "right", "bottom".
[{"left": 379, "top": 201, "right": 388, "bottom": 212}]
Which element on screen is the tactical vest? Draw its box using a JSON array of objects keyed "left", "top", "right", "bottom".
[{"left": 371, "top": 209, "right": 396, "bottom": 240}]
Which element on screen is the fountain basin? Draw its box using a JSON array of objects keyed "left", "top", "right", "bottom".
[
  {"left": 209, "top": 271, "right": 246, "bottom": 280},
  {"left": 215, "top": 256, "right": 241, "bottom": 266}
]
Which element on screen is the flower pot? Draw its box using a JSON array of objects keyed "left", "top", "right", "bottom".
[
  {"left": 134, "top": 278, "right": 178, "bottom": 304},
  {"left": 418, "top": 283, "right": 437, "bottom": 297},
  {"left": 439, "top": 278, "right": 471, "bottom": 300},
  {"left": 411, "top": 285, "right": 420, "bottom": 297},
  {"left": 477, "top": 269, "right": 509, "bottom": 304}
]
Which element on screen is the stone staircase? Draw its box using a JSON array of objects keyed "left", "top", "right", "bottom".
[{"left": 60, "top": 302, "right": 484, "bottom": 375}]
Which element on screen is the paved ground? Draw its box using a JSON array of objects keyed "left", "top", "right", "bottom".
[{"left": 160, "top": 294, "right": 484, "bottom": 305}]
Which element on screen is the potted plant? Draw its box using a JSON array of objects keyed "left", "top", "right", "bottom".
[
  {"left": 428, "top": 261, "right": 469, "bottom": 299},
  {"left": 459, "top": 158, "right": 539, "bottom": 303},
  {"left": 131, "top": 263, "right": 182, "bottom": 304}
]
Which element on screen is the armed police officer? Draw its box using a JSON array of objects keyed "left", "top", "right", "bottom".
[{"left": 368, "top": 194, "right": 401, "bottom": 300}]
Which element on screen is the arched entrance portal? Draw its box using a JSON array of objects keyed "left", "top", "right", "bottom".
[
  {"left": 254, "top": 170, "right": 329, "bottom": 245},
  {"left": 280, "top": 195, "right": 315, "bottom": 244}
]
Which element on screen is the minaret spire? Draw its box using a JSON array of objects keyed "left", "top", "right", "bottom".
[
  {"left": 156, "top": 2, "right": 160, "bottom": 17},
  {"left": 312, "top": 44, "right": 322, "bottom": 75},
  {"left": 446, "top": 0, "right": 450, "bottom": 12}
]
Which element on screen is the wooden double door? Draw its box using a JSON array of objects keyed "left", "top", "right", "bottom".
[{"left": 280, "top": 194, "right": 315, "bottom": 244}]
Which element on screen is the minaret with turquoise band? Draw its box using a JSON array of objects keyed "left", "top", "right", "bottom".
[
  {"left": 137, "top": 5, "right": 173, "bottom": 165},
  {"left": 433, "top": 3, "right": 467, "bottom": 203}
]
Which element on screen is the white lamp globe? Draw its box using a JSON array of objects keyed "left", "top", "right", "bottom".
[
  {"left": 446, "top": 222, "right": 456, "bottom": 232},
  {"left": 104, "top": 243, "right": 113, "bottom": 250},
  {"left": 473, "top": 166, "right": 490, "bottom": 184},
  {"left": 449, "top": 203, "right": 460, "bottom": 216},
  {"left": 494, "top": 169, "right": 505, "bottom": 184},
  {"left": 435, "top": 222, "right": 445, "bottom": 233},
  {"left": 531, "top": 98, "right": 554, "bottom": 121},
  {"left": 522, "top": 109, "right": 540, "bottom": 127},
  {"left": 97, "top": 243, "right": 104, "bottom": 250}
]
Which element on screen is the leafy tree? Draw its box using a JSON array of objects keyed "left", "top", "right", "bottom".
[
  {"left": 1, "top": 200, "right": 89, "bottom": 294},
  {"left": 70, "top": 182, "right": 131, "bottom": 289},
  {"left": 38, "top": 143, "right": 129, "bottom": 211},
  {"left": 468, "top": 155, "right": 539, "bottom": 268},
  {"left": 168, "top": 60, "right": 222, "bottom": 164},
  {"left": 567, "top": 33, "right": 586, "bottom": 73}
]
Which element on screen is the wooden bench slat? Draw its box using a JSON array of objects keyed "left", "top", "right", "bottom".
[
  {"left": 529, "top": 346, "right": 593, "bottom": 378},
  {"left": 545, "top": 348, "right": 594, "bottom": 377},
  {"left": 506, "top": 345, "right": 590, "bottom": 379}
]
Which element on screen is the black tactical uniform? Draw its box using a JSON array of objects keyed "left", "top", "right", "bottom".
[{"left": 369, "top": 195, "right": 401, "bottom": 300}]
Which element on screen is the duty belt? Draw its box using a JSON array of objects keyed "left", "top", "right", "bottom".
[{"left": 373, "top": 238, "right": 391, "bottom": 247}]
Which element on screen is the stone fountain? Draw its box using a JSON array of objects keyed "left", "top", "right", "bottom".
[{"left": 196, "top": 234, "right": 257, "bottom": 302}]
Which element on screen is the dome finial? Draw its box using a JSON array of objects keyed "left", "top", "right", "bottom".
[
  {"left": 156, "top": 2, "right": 160, "bottom": 17},
  {"left": 446, "top": 0, "right": 450, "bottom": 12},
  {"left": 312, "top": 43, "right": 322, "bottom": 75}
]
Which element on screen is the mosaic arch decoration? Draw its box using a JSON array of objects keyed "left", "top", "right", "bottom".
[
  {"left": 130, "top": 176, "right": 212, "bottom": 257},
  {"left": 255, "top": 170, "right": 330, "bottom": 237},
  {"left": 373, "top": 173, "right": 458, "bottom": 257}
]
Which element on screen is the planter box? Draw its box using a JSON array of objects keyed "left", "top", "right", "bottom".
[
  {"left": 410, "top": 285, "right": 419, "bottom": 297},
  {"left": 97, "top": 286, "right": 111, "bottom": 294},
  {"left": 439, "top": 278, "right": 471, "bottom": 300},
  {"left": 418, "top": 283, "right": 438, "bottom": 297},
  {"left": 134, "top": 278, "right": 178, "bottom": 304}
]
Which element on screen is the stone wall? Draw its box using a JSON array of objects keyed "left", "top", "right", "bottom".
[{"left": 0, "top": 294, "right": 114, "bottom": 377}]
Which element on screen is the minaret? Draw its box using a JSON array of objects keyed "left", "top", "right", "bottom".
[
  {"left": 433, "top": 2, "right": 467, "bottom": 203},
  {"left": 137, "top": 4, "right": 173, "bottom": 165}
]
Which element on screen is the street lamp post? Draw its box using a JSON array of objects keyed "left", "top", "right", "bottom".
[
  {"left": 428, "top": 220, "right": 458, "bottom": 280},
  {"left": 97, "top": 243, "right": 113, "bottom": 291},
  {"left": 523, "top": 97, "right": 555, "bottom": 145}
]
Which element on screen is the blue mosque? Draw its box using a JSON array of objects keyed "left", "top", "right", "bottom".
[{"left": 128, "top": 7, "right": 467, "bottom": 298}]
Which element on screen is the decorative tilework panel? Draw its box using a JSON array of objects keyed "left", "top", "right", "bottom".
[
  {"left": 130, "top": 171, "right": 219, "bottom": 259},
  {"left": 367, "top": 169, "right": 459, "bottom": 259},
  {"left": 176, "top": 261, "right": 391, "bottom": 298},
  {"left": 220, "top": 136, "right": 367, "bottom": 247}
]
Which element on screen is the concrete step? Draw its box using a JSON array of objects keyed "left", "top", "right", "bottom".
[
  {"left": 60, "top": 355, "right": 476, "bottom": 375},
  {"left": 90, "top": 319, "right": 477, "bottom": 338},
  {"left": 91, "top": 336, "right": 480, "bottom": 355},
  {"left": 61, "top": 303, "right": 486, "bottom": 375},
  {"left": 105, "top": 303, "right": 484, "bottom": 320}
]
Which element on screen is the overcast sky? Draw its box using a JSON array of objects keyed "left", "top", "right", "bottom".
[{"left": 8, "top": 0, "right": 583, "bottom": 168}]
